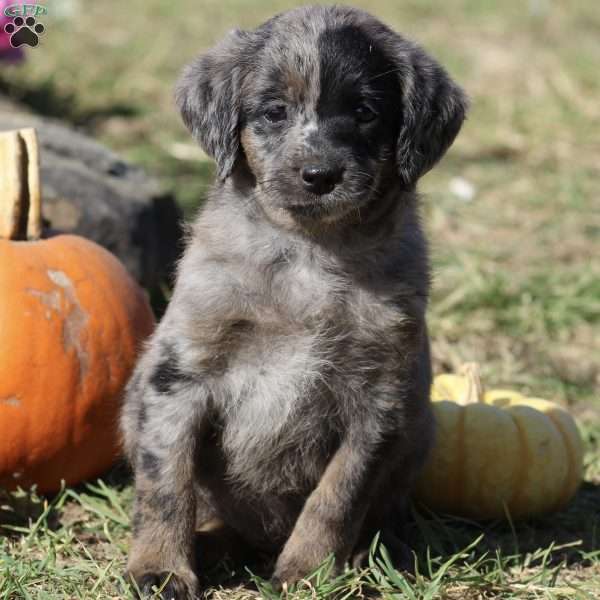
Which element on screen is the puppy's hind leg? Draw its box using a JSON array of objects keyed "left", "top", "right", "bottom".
[{"left": 124, "top": 349, "right": 211, "bottom": 600}]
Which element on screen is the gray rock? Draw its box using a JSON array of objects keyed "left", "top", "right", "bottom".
[{"left": 0, "top": 99, "right": 183, "bottom": 293}]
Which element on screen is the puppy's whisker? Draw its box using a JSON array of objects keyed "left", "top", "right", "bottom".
[
  {"left": 368, "top": 66, "right": 407, "bottom": 81},
  {"left": 257, "top": 177, "right": 283, "bottom": 185}
]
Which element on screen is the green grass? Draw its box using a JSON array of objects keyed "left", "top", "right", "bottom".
[
  {"left": 1, "top": 0, "right": 599, "bottom": 597},
  {"left": 1, "top": 425, "right": 599, "bottom": 599}
]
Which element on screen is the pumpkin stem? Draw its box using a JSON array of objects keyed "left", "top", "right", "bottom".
[
  {"left": 0, "top": 128, "right": 42, "bottom": 241},
  {"left": 459, "top": 362, "right": 485, "bottom": 404}
]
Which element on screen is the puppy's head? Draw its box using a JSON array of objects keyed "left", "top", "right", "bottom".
[{"left": 177, "top": 6, "right": 468, "bottom": 226}]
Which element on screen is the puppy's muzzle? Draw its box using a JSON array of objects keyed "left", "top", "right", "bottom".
[{"left": 300, "top": 163, "right": 344, "bottom": 195}]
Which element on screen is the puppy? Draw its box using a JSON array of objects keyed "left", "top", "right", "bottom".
[{"left": 121, "top": 5, "right": 467, "bottom": 598}]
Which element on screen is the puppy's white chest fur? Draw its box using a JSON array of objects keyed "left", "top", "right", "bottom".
[{"left": 205, "top": 247, "right": 413, "bottom": 493}]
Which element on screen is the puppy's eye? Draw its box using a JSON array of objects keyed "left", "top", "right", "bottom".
[
  {"left": 355, "top": 105, "right": 378, "bottom": 123},
  {"left": 264, "top": 105, "right": 287, "bottom": 123}
]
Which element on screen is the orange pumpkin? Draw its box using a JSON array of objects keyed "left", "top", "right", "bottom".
[{"left": 0, "top": 128, "right": 155, "bottom": 492}]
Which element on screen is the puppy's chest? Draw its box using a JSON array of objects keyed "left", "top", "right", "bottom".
[
  {"left": 210, "top": 257, "right": 419, "bottom": 491},
  {"left": 275, "top": 257, "right": 411, "bottom": 330},
  {"left": 221, "top": 258, "right": 414, "bottom": 396}
]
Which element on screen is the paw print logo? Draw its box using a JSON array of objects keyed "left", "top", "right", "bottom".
[{"left": 4, "top": 16, "right": 45, "bottom": 48}]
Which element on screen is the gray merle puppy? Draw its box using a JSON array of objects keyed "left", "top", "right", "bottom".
[{"left": 121, "top": 5, "right": 467, "bottom": 598}]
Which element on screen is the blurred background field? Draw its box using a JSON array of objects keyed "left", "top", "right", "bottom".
[{"left": 1, "top": 0, "right": 599, "bottom": 598}]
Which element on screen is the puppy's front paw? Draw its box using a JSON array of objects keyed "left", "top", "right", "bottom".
[
  {"left": 271, "top": 561, "right": 309, "bottom": 591},
  {"left": 132, "top": 570, "right": 198, "bottom": 600},
  {"left": 272, "top": 551, "right": 340, "bottom": 590}
]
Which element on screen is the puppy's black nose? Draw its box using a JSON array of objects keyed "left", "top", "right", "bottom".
[{"left": 301, "top": 164, "right": 343, "bottom": 195}]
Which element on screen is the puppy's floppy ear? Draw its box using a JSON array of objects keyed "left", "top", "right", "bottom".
[
  {"left": 175, "top": 30, "right": 254, "bottom": 180},
  {"left": 392, "top": 39, "right": 468, "bottom": 187}
]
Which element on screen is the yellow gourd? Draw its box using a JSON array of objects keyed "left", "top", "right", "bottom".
[{"left": 415, "top": 363, "right": 584, "bottom": 519}]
